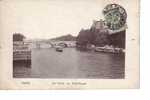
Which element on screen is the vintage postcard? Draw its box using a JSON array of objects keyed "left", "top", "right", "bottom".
[{"left": 0, "top": 0, "right": 139, "bottom": 89}]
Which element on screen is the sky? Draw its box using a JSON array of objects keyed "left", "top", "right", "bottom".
[
  {"left": 0, "top": 0, "right": 132, "bottom": 39},
  {"left": 1, "top": 0, "right": 106, "bottom": 39}
]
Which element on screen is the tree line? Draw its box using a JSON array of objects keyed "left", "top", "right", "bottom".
[{"left": 76, "top": 28, "right": 125, "bottom": 48}]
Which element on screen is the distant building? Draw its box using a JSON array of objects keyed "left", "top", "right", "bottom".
[{"left": 91, "top": 19, "right": 108, "bottom": 33}]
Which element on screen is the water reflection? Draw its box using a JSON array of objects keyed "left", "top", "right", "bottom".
[{"left": 13, "top": 48, "right": 125, "bottom": 78}]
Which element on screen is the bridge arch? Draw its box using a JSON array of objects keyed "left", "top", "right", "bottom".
[{"left": 57, "top": 42, "right": 68, "bottom": 47}]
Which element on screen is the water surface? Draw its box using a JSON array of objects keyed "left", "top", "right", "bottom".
[{"left": 13, "top": 48, "right": 125, "bottom": 78}]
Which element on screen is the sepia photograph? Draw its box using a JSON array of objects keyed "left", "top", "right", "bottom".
[
  {"left": 13, "top": 2, "right": 126, "bottom": 79},
  {"left": 0, "top": 0, "right": 140, "bottom": 89}
]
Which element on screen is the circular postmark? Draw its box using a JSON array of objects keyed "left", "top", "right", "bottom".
[{"left": 103, "top": 4, "right": 127, "bottom": 30}]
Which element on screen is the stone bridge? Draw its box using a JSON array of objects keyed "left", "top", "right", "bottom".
[{"left": 24, "top": 40, "right": 76, "bottom": 49}]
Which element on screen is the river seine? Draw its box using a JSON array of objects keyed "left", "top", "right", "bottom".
[{"left": 13, "top": 48, "right": 125, "bottom": 79}]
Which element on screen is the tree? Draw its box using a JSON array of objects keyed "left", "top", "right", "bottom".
[
  {"left": 109, "top": 30, "right": 125, "bottom": 48},
  {"left": 13, "top": 33, "right": 25, "bottom": 41},
  {"left": 76, "top": 27, "right": 110, "bottom": 47},
  {"left": 76, "top": 29, "right": 93, "bottom": 46},
  {"left": 93, "top": 31, "right": 110, "bottom": 46}
]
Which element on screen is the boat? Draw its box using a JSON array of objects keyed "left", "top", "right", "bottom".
[
  {"left": 55, "top": 46, "right": 63, "bottom": 52},
  {"left": 95, "top": 46, "right": 124, "bottom": 53}
]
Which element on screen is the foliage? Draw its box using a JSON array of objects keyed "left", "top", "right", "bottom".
[
  {"left": 76, "top": 29, "right": 93, "bottom": 46},
  {"left": 76, "top": 27, "right": 125, "bottom": 49},
  {"left": 76, "top": 28, "right": 110, "bottom": 47},
  {"left": 93, "top": 31, "right": 110, "bottom": 46}
]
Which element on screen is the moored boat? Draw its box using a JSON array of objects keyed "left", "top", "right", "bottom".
[
  {"left": 95, "top": 46, "right": 124, "bottom": 53},
  {"left": 55, "top": 46, "right": 63, "bottom": 52}
]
